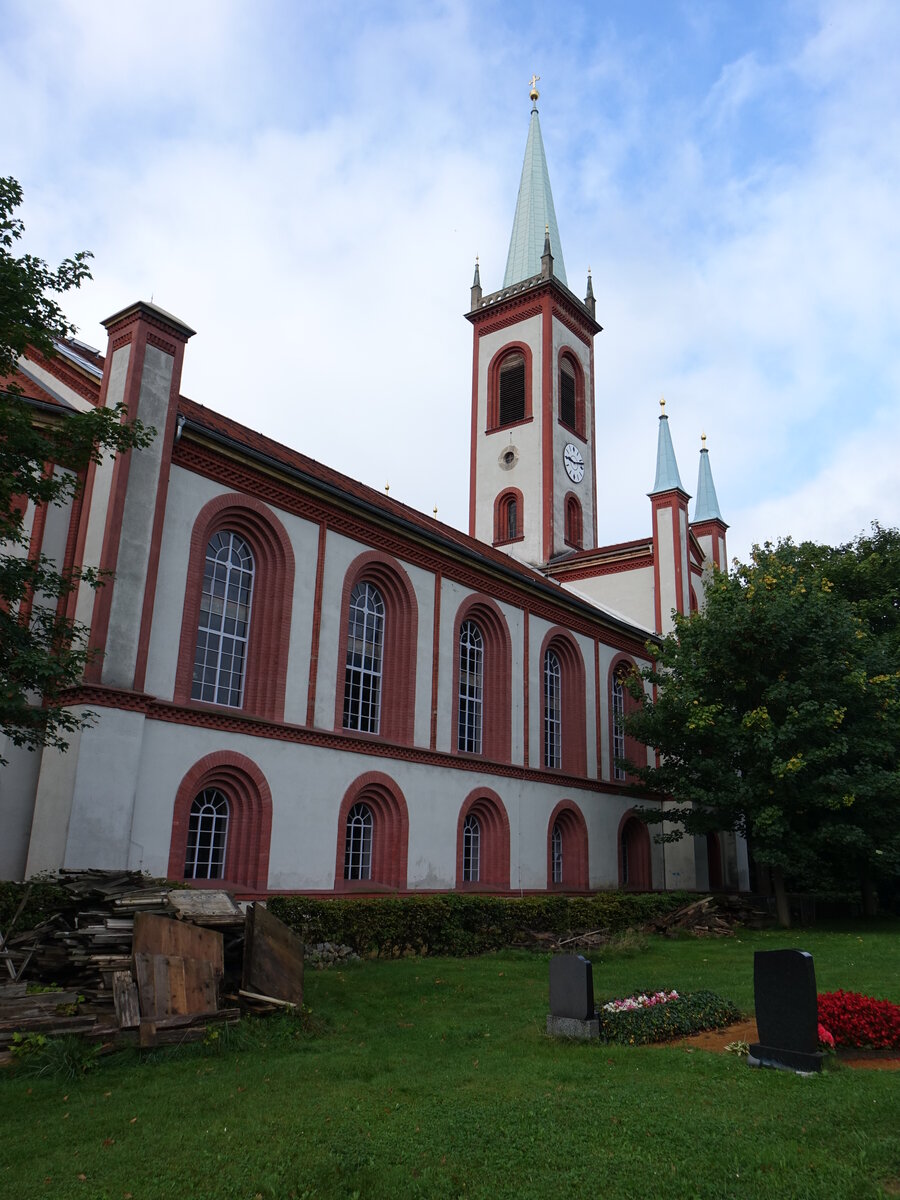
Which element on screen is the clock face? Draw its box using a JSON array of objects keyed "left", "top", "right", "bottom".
[{"left": 563, "top": 443, "right": 585, "bottom": 483}]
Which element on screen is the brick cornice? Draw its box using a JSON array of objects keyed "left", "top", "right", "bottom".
[{"left": 25, "top": 349, "right": 99, "bottom": 404}]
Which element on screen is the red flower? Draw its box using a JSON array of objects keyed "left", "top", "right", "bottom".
[
  {"left": 817, "top": 1022, "right": 835, "bottom": 1049},
  {"left": 817, "top": 990, "right": 900, "bottom": 1050}
]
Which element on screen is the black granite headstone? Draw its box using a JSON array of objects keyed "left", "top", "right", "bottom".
[
  {"left": 749, "top": 949, "right": 824, "bottom": 1073},
  {"left": 549, "top": 955, "right": 595, "bottom": 1021}
]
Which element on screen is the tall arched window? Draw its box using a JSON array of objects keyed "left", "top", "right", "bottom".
[
  {"left": 494, "top": 490, "right": 523, "bottom": 544},
  {"left": 565, "top": 495, "right": 583, "bottom": 548},
  {"left": 343, "top": 582, "right": 385, "bottom": 733},
  {"left": 191, "top": 531, "right": 254, "bottom": 706},
  {"left": 612, "top": 671, "right": 626, "bottom": 781},
  {"left": 557, "top": 351, "right": 585, "bottom": 438},
  {"left": 544, "top": 648, "right": 562, "bottom": 768},
  {"left": 458, "top": 620, "right": 484, "bottom": 753},
  {"left": 551, "top": 821, "right": 563, "bottom": 884},
  {"left": 620, "top": 814, "right": 652, "bottom": 889},
  {"left": 463, "top": 814, "right": 481, "bottom": 882},
  {"left": 498, "top": 351, "right": 525, "bottom": 425},
  {"left": 184, "top": 789, "right": 229, "bottom": 879},
  {"left": 344, "top": 802, "right": 373, "bottom": 880}
]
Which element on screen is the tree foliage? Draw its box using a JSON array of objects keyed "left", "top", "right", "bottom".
[
  {"left": 1, "top": 176, "right": 152, "bottom": 762},
  {"left": 624, "top": 531, "right": 900, "bottom": 915}
]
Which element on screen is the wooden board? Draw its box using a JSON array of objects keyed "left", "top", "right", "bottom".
[
  {"left": 133, "top": 953, "right": 218, "bottom": 1019},
  {"left": 242, "top": 903, "right": 304, "bottom": 1007},
  {"left": 112, "top": 970, "right": 141, "bottom": 1029},
  {"left": 166, "top": 891, "right": 243, "bottom": 924},
  {"left": 133, "top": 912, "right": 224, "bottom": 974}
]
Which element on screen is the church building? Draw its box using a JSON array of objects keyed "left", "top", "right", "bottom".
[{"left": 1, "top": 86, "right": 749, "bottom": 896}]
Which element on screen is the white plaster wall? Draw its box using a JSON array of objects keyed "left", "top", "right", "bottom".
[
  {"left": 679, "top": 507, "right": 690, "bottom": 614},
  {"left": 656, "top": 504, "right": 677, "bottom": 633},
  {"left": 718, "top": 534, "right": 727, "bottom": 570},
  {"left": 474, "top": 314, "right": 543, "bottom": 564},
  {"left": 103, "top": 346, "right": 173, "bottom": 688},
  {"left": 74, "top": 345, "right": 130, "bottom": 631},
  {"left": 0, "top": 741, "right": 43, "bottom": 879},
  {"left": 314, "top": 529, "right": 434, "bottom": 744},
  {"left": 25, "top": 723, "right": 84, "bottom": 876},
  {"left": 31, "top": 470, "right": 74, "bottom": 615},
  {"left": 17, "top": 357, "right": 95, "bottom": 413},
  {"left": 562, "top": 566, "right": 655, "bottom": 633}
]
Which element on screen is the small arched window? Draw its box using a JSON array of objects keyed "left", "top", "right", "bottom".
[
  {"left": 494, "top": 490, "right": 523, "bottom": 544},
  {"left": 544, "top": 649, "right": 562, "bottom": 769},
  {"left": 558, "top": 352, "right": 585, "bottom": 438},
  {"left": 184, "top": 788, "right": 229, "bottom": 880},
  {"left": 344, "top": 802, "right": 373, "bottom": 880},
  {"left": 565, "top": 495, "right": 583, "bottom": 548},
  {"left": 458, "top": 620, "right": 484, "bottom": 754},
  {"left": 463, "top": 813, "right": 481, "bottom": 882},
  {"left": 191, "top": 531, "right": 254, "bottom": 706},
  {"left": 551, "top": 821, "right": 563, "bottom": 884},
  {"left": 343, "top": 582, "right": 385, "bottom": 733},
  {"left": 498, "top": 351, "right": 526, "bottom": 426}
]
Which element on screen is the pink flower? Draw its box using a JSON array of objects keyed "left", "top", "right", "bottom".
[{"left": 817, "top": 1022, "right": 835, "bottom": 1049}]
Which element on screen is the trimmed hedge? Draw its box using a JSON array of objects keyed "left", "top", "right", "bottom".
[
  {"left": 597, "top": 989, "right": 741, "bottom": 1045},
  {"left": 268, "top": 891, "right": 693, "bottom": 958}
]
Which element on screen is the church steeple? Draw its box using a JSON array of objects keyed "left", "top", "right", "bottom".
[
  {"left": 503, "top": 81, "right": 567, "bottom": 288},
  {"left": 650, "top": 398, "right": 687, "bottom": 496},
  {"left": 693, "top": 433, "right": 723, "bottom": 521}
]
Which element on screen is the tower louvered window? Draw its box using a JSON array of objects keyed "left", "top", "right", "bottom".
[
  {"left": 498, "top": 353, "right": 526, "bottom": 425},
  {"left": 560, "top": 361, "right": 576, "bottom": 429}
]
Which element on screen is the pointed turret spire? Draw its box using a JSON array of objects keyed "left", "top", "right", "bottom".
[
  {"left": 650, "top": 398, "right": 687, "bottom": 495},
  {"left": 503, "top": 81, "right": 567, "bottom": 288},
  {"left": 470, "top": 256, "right": 482, "bottom": 308},
  {"left": 693, "top": 433, "right": 723, "bottom": 521},
  {"left": 584, "top": 267, "right": 595, "bottom": 317}
]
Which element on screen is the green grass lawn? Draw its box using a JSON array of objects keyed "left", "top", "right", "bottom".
[{"left": 1, "top": 923, "right": 898, "bottom": 1200}]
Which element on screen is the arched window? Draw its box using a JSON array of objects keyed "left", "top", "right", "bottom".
[
  {"left": 612, "top": 671, "right": 626, "bottom": 781},
  {"left": 551, "top": 821, "right": 563, "bottom": 884},
  {"left": 540, "top": 631, "right": 587, "bottom": 776},
  {"left": 494, "top": 489, "right": 524, "bottom": 545},
  {"left": 343, "top": 581, "right": 385, "bottom": 733},
  {"left": 619, "top": 814, "right": 652, "bottom": 890},
  {"left": 547, "top": 802, "right": 589, "bottom": 889},
  {"left": 543, "top": 648, "right": 561, "bottom": 768},
  {"left": 457, "top": 620, "right": 484, "bottom": 754},
  {"left": 335, "top": 553, "right": 418, "bottom": 745},
  {"left": 565, "top": 494, "right": 583, "bottom": 548},
  {"left": 558, "top": 351, "right": 586, "bottom": 438},
  {"left": 168, "top": 752, "right": 273, "bottom": 891},
  {"left": 487, "top": 344, "right": 533, "bottom": 431},
  {"left": 463, "top": 814, "right": 481, "bottom": 882},
  {"left": 457, "top": 789, "right": 510, "bottom": 889},
  {"left": 184, "top": 789, "right": 229, "bottom": 879},
  {"left": 174, "top": 494, "right": 294, "bottom": 722},
  {"left": 344, "top": 802, "right": 373, "bottom": 880},
  {"left": 334, "top": 773, "right": 409, "bottom": 890},
  {"left": 191, "top": 531, "right": 254, "bottom": 706}
]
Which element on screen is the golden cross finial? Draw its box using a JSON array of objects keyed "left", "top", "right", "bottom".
[
  {"left": 529, "top": 74, "right": 540, "bottom": 102},
  {"left": 385, "top": 481, "right": 390, "bottom": 494},
  {"left": 433, "top": 505, "right": 438, "bottom": 518},
  {"left": 660, "top": 396, "right": 666, "bottom": 413},
  {"left": 701, "top": 431, "right": 707, "bottom": 447}
]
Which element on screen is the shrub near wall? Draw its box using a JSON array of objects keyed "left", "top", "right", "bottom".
[{"left": 269, "top": 891, "right": 693, "bottom": 958}]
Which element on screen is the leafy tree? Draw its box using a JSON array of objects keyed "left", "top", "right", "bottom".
[
  {"left": 1, "top": 176, "right": 152, "bottom": 763},
  {"left": 624, "top": 534, "right": 900, "bottom": 926}
]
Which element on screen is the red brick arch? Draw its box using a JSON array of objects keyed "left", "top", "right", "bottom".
[
  {"left": 451, "top": 594, "right": 512, "bottom": 763},
  {"left": 334, "top": 771, "right": 409, "bottom": 891},
  {"left": 167, "top": 751, "right": 272, "bottom": 890},
  {"left": 456, "top": 787, "right": 510, "bottom": 890},
  {"left": 539, "top": 627, "right": 587, "bottom": 776},
  {"left": 174, "top": 493, "right": 295, "bottom": 721},
  {"left": 547, "top": 800, "right": 589, "bottom": 890},
  {"left": 334, "top": 551, "right": 419, "bottom": 745},
  {"left": 494, "top": 487, "right": 524, "bottom": 545}
]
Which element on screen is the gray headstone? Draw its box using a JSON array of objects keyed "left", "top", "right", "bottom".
[
  {"left": 748, "top": 949, "right": 824, "bottom": 1073},
  {"left": 549, "top": 954, "right": 595, "bottom": 1021}
]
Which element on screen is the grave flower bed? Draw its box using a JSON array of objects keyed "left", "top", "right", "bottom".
[
  {"left": 817, "top": 990, "right": 900, "bottom": 1050},
  {"left": 597, "top": 988, "right": 740, "bottom": 1045}
]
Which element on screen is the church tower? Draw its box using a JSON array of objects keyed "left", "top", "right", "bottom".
[
  {"left": 467, "top": 82, "right": 601, "bottom": 567},
  {"left": 649, "top": 399, "right": 692, "bottom": 634},
  {"left": 690, "top": 434, "right": 728, "bottom": 571}
]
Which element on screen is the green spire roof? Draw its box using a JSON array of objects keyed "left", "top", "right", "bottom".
[
  {"left": 693, "top": 437, "right": 723, "bottom": 521},
  {"left": 650, "top": 402, "right": 687, "bottom": 495},
  {"left": 503, "top": 102, "right": 567, "bottom": 287}
]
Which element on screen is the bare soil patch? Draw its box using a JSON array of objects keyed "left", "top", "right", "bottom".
[{"left": 672, "top": 1019, "right": 900, "bottom": 1070}]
